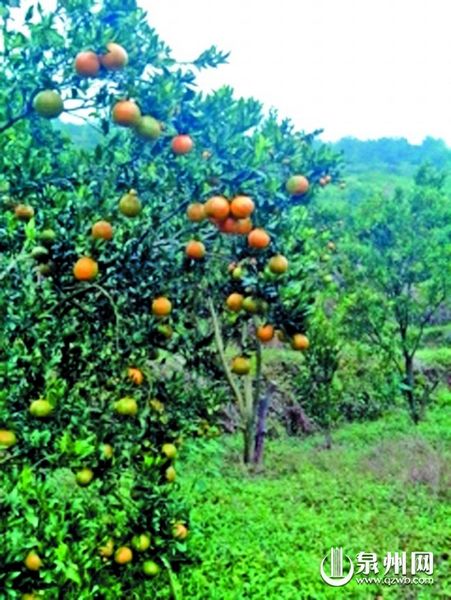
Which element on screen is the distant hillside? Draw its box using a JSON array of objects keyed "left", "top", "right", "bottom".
[
  {"left": 55, "top": 122, "right": 451, "bottom": 178},
  {"left": 329, "top": 136, "right": 451, "bottom": 175},
  {"left": 55, "top": 121, "right": 101, "bottom": 149}
]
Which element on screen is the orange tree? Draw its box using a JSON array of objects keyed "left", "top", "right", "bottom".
[{"left": 0, "top": 0, "right": 339, "bottom": 597}]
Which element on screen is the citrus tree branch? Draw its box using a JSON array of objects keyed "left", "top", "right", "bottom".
[{"left": 207, "top": 297, "right": 245, "bottom": 414}]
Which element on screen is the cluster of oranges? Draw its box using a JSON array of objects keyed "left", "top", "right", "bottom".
[
  {"left": 23, "top": 515, "right": 188, "bottom": 580},
  {"left": 12, "top": 364, "right": 186, "bottom": 584},
  {"left": 32, "top": 42, "right": 195, "bottom": 153},
  {"left": 185, "top": 194, "right": 272, "bottom": 258},
  {"left": 183, "top": 180, "right": 311, "bottom": 372}
]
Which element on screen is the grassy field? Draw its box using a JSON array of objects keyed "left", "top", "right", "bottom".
[{"left": 176, "top": 405, "right": 451, "bottom": 599}]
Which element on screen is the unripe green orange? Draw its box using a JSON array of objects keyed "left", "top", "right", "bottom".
[
  {"left": 114, "top": 397, "right": 138, "bottom": 416},
  {"left": 33, "top": 90, "right": 64, "bottom": 118},
  {"left": 165, "top": 466, "right": 176, "bottom": 482},
  {"left": 162, "top": 443, "right": 177, "bottom": 459},
  {"left": 231, "top": 356, "right": 251, "bottom": 375},
  {"left": 99, "top": 538, "right": 114, "bottom": 558},
  {"left": 132, "top": 533, "right": 151, "bottom": 552},
  {"left": 268, "top": 255, "right": 289, "bottom": 274},
  {"left": 29, "top": 399, "right": 53, "bottom": 418},
  {"left": 135, "top": 116, "right": 161, "bottom": 139},
  {"left": 143, "top": 560, "right": 160, "bottom": 576},
  {"left": 76, "top": 468, "right": 94, "bottom": 487},
  {"left": 0, "top": 430, "right": 17, "bottom": 448},
  {"left": 119, "top": 189, "right": 141, "bottom": 217}
]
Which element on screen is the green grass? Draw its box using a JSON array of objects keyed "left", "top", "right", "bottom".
[
  {"left": 176, "top": 408, "right": 451, "bottom": 599},
  {"left": 416, "top": 346, "right": 451, "bottom": 369},
  {"left": 421, "top": 323, "right": 451, "bottom": 347}
]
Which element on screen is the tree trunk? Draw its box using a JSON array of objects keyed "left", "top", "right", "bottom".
[
  {"left": 253, "top": 381, "right": 276, "bottom": 464},
  {"left": 324, "top": 428, "right": 332, "bottom": 449},
  {"left": 243, "top": 417, "right": 254, "bottom": 464},
  {"left": 253, "top": 393, "right": 269, "bottom": 464},
  {"left": 404, "top": 354, "right": 419, "bottom": 424}
]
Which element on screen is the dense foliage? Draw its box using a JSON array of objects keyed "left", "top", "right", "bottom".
[{"left": 0, "top": 0, "right": 339, "bottom": 597}]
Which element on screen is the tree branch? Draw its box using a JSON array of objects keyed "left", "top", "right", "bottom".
[{"left": 207, "top": 297, "right": 245, "bottom": 414}]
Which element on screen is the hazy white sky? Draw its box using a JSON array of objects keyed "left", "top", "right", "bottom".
[
  {"left": 16, "top": 0, "right": 451, "bottom": 144},
  {"left": 144, "top": 0, "right": 451, "bottom": 144}
]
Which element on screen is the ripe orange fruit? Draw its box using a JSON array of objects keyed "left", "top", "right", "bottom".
[
  {"left": 73, "top": 257, "right": 98, "bottom": 281},
  {"left": 226, "top": 293, "right": 244, "bottom": 312},
  {"left": 91, "top": 220, "right": 113, "bottom": 240},
  {"left": 165, "top": 466, "right": 176, "bottom": 482},
  {"left": 152, "top": 296, "right": 172, "bottom": 317},
  {"left": 128, "top": 367, "right": 144, "bottom": 385},
  {"left": 74, "top": 51, "right": 100, "bottom": 77},
  {"left": 114, "top": 397, "right": 138, "bottom": 416},
  {"left": 29, "top": 399, "right": 53, "bottom": 418},
  {"left": 231, "top": 356, "right": 251, "bottom": 375},
  {"left": 135, "top": 116, "right": 161, "bottom": 139},
  {"left": 230, "top": 195, "right": 255, "bottom": 218},
  {"left": 162, "top": 443, "right": 177, "bottom": 459},
  {"left": 325, "top": 175, "right": 332, "bottom": 183},
  {"left": 99, "top": 539, "right": 114, "bottom": 558},
  {"left": 185, "top": 240, "right": 205, "bottom": 260},
  {"left": 204, "top": 196, "right": 229, "bottom": 221},
  {"left": 114, "top": 546, "right": 133, "bottom": 565},
  {"left": 223, "top": 217, "right": 242, "bottom": 234},
  {"left": 173, "top": 522, "right": 189, "bottom": 540},
  {"left": 14, "top": 204, "right": 35, "bottom": 220},
  {"left": 256, "top": 324, "right": 274, "bottom": 343},
  {"left": 217, "top": 217, "right": 238, "bottom": 234},
  {"left": 0, "top": 430, "right": 17, "bottom": 448},
  {"left": 143, "top": 560, "right": 160, "bottom": 576},
  {"left": 235, "top": 218, "right": 253, "bottom": 235},
  {"left": 186, "top": 203, "right": 206, "bottom": 222},
  {"left": 119, "top": 189, "right": 141, "bottom": 217},
  {"left": 248, "top": 228, "right": 270, "bottom": 249},
  {"left": 132, "top": 533, "right": 151, "bottom": 552},
  {"left": 24, "top": 551, "right": 42, "bottom": 571},
  {"left": 291, "top": 334, "right": 310, "bottom": 351},
  {"left": 171, "top": 134, "right": 193, "bottom": 155},
  {"left": 286, "top": 175, "right": 309, "bottom": 195},
  {"left": 33, "top": 90, "right": 64, "bottom": 118},
  {"left": 100, "top": 42, "right": 128, "bottom": 70},
  {"left": 76, "top": 467, "right": 94, "bottom": 487},
  {"left": 112, "top": 100, "right": 141, "bottom": 127},
  {"left": 319, "top": 177, "right": 326, "bottom": 187},
  {"left": 268, "top": 255, "right": 288, "bottom": 274}
]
